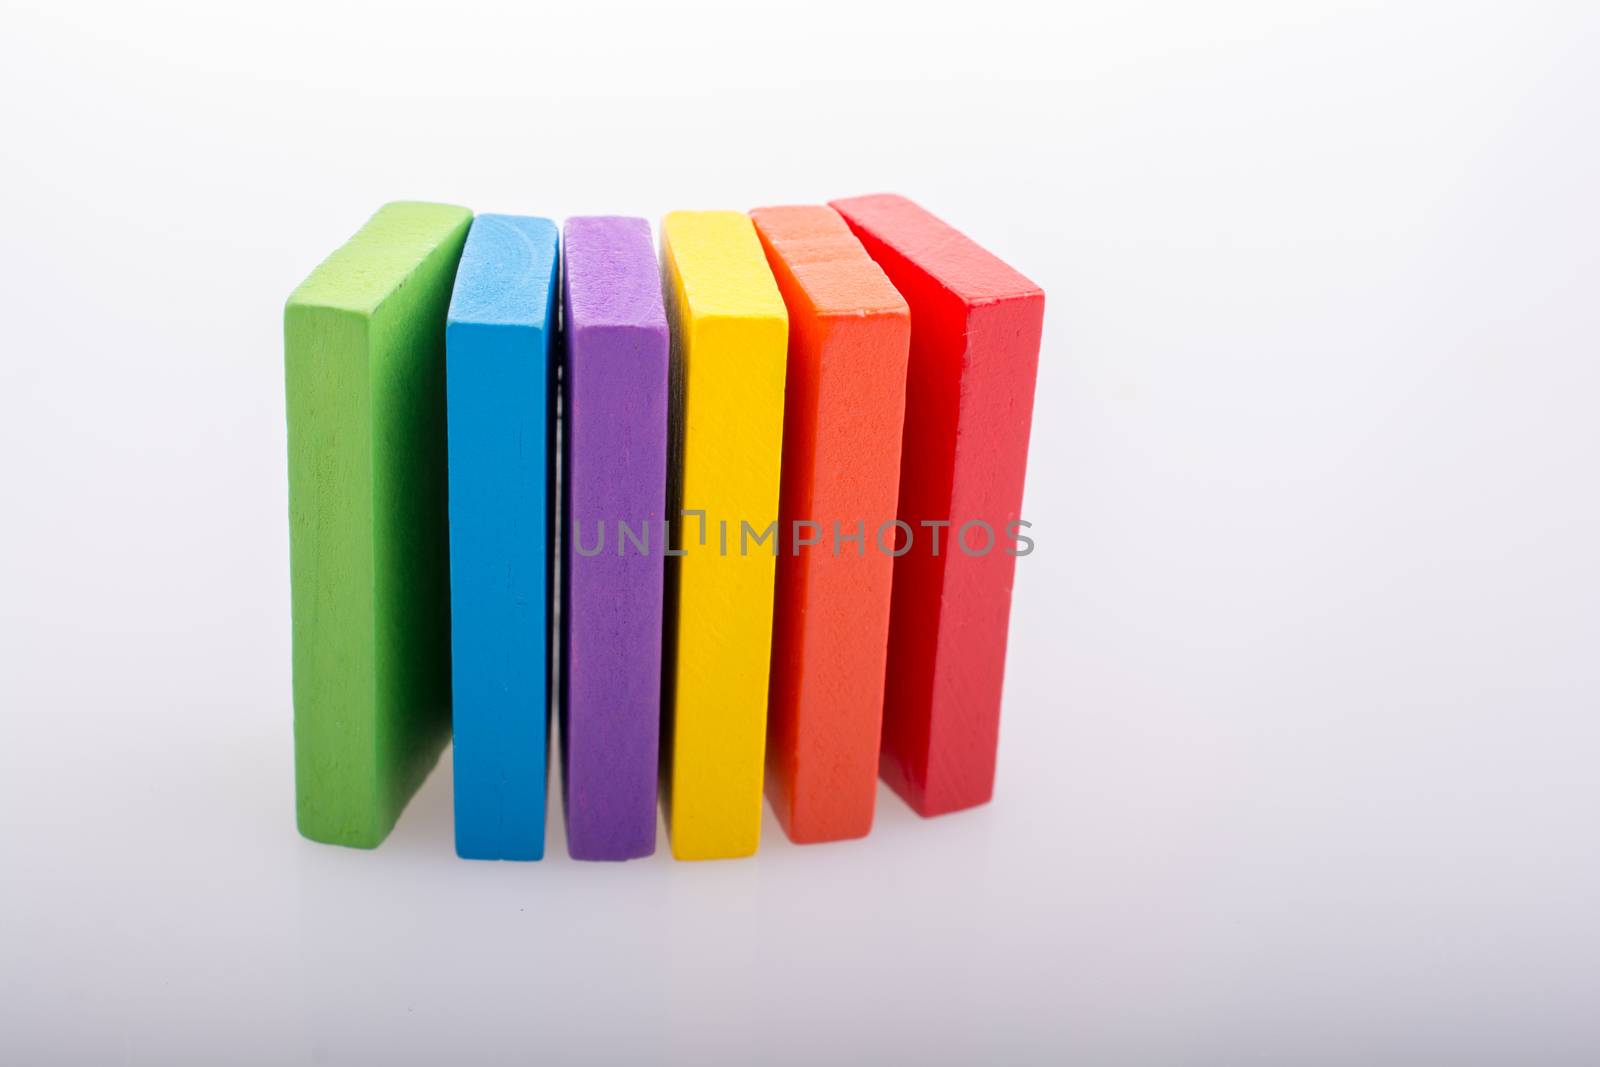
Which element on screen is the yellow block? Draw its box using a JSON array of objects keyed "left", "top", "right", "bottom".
[{"left": 660, "top": 211, "right": 789, "bottom": 860}]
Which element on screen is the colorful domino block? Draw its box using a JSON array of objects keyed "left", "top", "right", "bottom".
[
  {"left": 446, "top": 214, "right": 560, "bottom": 860},
  {"left": 659, "top": 211, "right": 788, "bottom": 860},
  {"left": 560, "top": 217, "right": 669, "bottom": 861},
  {"left": 749, "top": 205, "right": 910, "bottom": 843},
  {"left": 829, "top": 194, "right": 1045, "bottom": 817},
  {"left": 285, "top": 201, "right": 470, "bottom": 848}
]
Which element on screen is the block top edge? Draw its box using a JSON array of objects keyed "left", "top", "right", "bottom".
[
  {"left": 828, "top": 194, "right": 1043, "bottom": 306},
  {"left": 564, "top": 216, "right": 668, "bottom": 332},
  {"left": 447, "top": 214, "right": 560, "bottom": 329},
  {"left": 750, "top": 204, "right": 909, "bottom": 318},
  {"left": 661, "top": 211, "right": 787, "bottom": 322},
  {"left": 287, "top": 201, "right": 472, "bottom": 315}
]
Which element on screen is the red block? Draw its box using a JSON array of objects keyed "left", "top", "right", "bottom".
[{"left": 829, "top": 194, "right": 1045, "bottom": 817}]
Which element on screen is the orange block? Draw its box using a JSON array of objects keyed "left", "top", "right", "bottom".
[{"left": 750, "top": 205, "right": 910, "bottom": 843}]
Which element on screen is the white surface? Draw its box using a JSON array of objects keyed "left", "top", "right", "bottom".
[{"left": 3, "top": 1, "right": 1599, "bottom": 1063}]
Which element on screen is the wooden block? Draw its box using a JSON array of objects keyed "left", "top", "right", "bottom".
[
  {"left": 446, "top": 214, "right": 560, "bottom": 860},
  {"left": 749, "top": 205, "right": 909, "bottom": 843},
  {"left": 285, "top": 201, "right": 470, "bottom": 848},
  {"left": 829, "top": 194, "right": 1045, "bottom": 817},
  {"left": 560, "top": 216, "right": 669, "bottom": 861},
  {"left": 659, "top": 211, "right": 788, "bottom": 860}
]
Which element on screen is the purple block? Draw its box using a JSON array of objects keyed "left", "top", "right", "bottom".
[{"left": 560, "top": 217, "right": 669, "bottom": 860}]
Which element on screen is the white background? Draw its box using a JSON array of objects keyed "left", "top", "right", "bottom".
[{"left": 3, "top": 1, "right": 1598, "bottom": 1063}]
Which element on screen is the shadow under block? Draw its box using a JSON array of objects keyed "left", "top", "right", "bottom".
[
  {"left": 446, "top": 215, "right": 559, "bottom": 861},
  {"left": 659, "top": 211, "right": 788, "bottom": 860},
  {"left": 285, "top": 201, "right": 470, "bottom": 848},
  {"left": 749, "top": 205, "right": 910, "bottom": 844},
  {"left": 560, "top": 216, "right": 669, "bottom": 861},
  {"left": 829, "top": 194, "right": 1045, "bottom": 817}
]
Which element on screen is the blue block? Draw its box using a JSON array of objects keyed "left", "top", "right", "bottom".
[{"left": 446, "top": 214, "right": 560, "bottom": 860}]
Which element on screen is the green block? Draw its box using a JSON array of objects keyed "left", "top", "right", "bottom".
[{"left": 285, "top": 201, "right": 472, "bottom": 848}]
